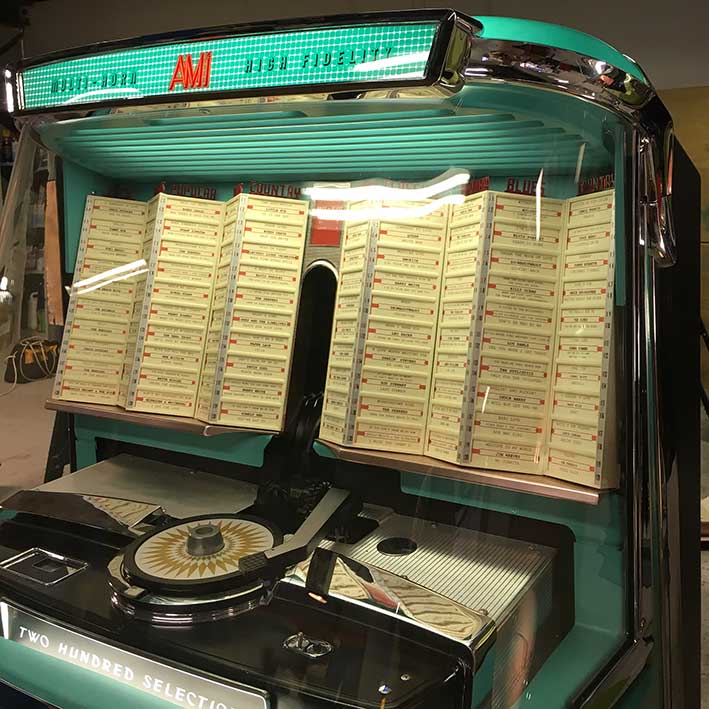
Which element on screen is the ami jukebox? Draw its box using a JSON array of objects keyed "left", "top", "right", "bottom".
[{"left": 0, "top": 9, "right": 700, "bottom": 709}]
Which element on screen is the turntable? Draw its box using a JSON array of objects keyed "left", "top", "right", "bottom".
[{"left": 0, "top": 453, "right": 572, "bottom": 708}]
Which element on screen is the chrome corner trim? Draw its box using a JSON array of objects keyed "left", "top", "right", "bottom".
[
  {"left": 464, "top": 39, "right": 653, "bottom": 118},
  {"left": 436, "top": 15, "right": 476, "bottom": 94},
  {"left": 639, "top": 130, "right": 677, "bottom": 267},
  {"left": 462, "top": 38, "right": 677, "bottom": 266}
]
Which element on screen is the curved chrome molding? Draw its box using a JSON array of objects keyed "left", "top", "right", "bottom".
[{"left": 461, "top": 39, "right": 677, "bottom": 266}]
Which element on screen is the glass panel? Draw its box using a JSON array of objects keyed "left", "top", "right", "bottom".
[{"left": 0, "top": 84, "right": 631, "bottom": 709}]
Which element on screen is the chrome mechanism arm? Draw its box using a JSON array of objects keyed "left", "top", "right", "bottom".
[{"left": 639, "top": 127, "right": 677, "bottom": 267}]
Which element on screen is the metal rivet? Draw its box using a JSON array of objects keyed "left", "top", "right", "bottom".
[
  {"left": 400, "top": 673, "right": 411, "bottom": 682},
  {"left": 378, "top": 684, "right": 392, "bottom": 695}
]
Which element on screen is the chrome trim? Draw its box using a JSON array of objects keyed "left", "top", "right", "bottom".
[
  {"left": 107, "top": 553, "right": 272, "bottom": 625},
  {"left": 0, "top": 549, "right": 87, "bottom": 586},
  {"left": 303, "top": 258, "right": 338, "bottom": 279},
  {"left": 643, "top": 229, "right": 673, "bottom": 707},
  {"left": 284, "top": 548, "right": 495, "bottom": 658},
  {"left": 465, "top": 40, "right": 653, "bottom": 117}
]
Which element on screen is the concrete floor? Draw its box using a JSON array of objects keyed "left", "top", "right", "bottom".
[
  {"left": 0, "top": 377, "right": 707, "bottom": 704},
  {"left": 0, "top": 377, "right": 54, "bottom": 499}
]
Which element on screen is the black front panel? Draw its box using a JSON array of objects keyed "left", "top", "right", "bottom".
[{"left": 0, "top": 516, "right": 464, "bottom": 709}]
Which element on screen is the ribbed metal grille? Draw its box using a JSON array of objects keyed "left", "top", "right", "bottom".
[{"left": 325, "top": 511, "right": 554, "bottom": 623}]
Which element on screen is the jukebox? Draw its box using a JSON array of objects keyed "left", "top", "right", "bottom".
[{"left": 0, "top": 10, "right": 700, "bottom": 709}]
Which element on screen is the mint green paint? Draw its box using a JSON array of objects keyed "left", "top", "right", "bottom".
[
  {"left": 74, "top": 415, "right": 271, "bottom": 470},
  {"left": 471, "top": 643, "right": 496, "bottom": 708},
  {"left": 62, "top": 159, "right": 113, "bottom": 270},
  {"left": 0, "top": 639, "right": 173, "bottom": 708},
  {"left": 41, "top": 105, "right": 613, "bottom": 183},
  {"left": 474, "top": 17, "right": 648, "bottom": 84},
  {"left": 312, "top": 441, "right": 337, "bottom": 459},
  {"left": 400, "top": 473, "right": 626, "bottom": 702},
  {"left": 514, "top": 626, "right": 623, "bottom": 708}
]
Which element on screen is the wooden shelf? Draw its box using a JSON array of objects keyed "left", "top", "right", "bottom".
[
  {"left": 45, "top": 399, "right": 273, "bottom": 438},
  {"left": 317, "top": 440, "right": 605, "bottom": 506}
]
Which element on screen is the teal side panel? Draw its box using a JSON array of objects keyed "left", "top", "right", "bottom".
[
  {"left": 471, "top": 645, "right": 496, "bottom": 708},
  {"left": 62, "top": 159, "right": 114, "bottom": 271},
  {"left": 473, "top": 17, "right": 648, "bottom": 83},
  {"left": 401, "top": 474, "right": 626, "bottom": 706},
  {"left": 0, "top": 640, "right": 173, "bottom": 709},
  {"left": 74, "top": 415, "right": 271, "bottom": 469},
  {"left": 313, "top": 441, "right": 337, "bottom": 459}
]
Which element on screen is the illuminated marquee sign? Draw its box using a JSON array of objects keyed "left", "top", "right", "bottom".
[{"left": 10, "top": 17, "right": 451, "bottom": 113}]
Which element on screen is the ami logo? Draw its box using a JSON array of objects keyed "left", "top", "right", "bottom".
[{"left": 168, "top": 51, "right": 213, "bottom": 91}]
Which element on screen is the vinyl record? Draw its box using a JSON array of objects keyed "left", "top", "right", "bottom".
[{"left": 122, "top": 514, "right": 281, "bottom": 595}]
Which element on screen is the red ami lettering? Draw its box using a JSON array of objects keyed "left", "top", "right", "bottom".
[{"left": 168, "top": 51, "right": 213, "bottom": 91}]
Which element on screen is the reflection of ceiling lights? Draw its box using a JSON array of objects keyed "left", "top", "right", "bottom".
[
  {"left": 0, "top": 276, "right": 8, "bottom": 291},
  {"left": 304, "top": 169, "right": 470, "bottom": 202},
  {"left": 66, "top": 87, "right": 142, "bottom": 105},
  {"left": 76, "top": 268, "right": 148, "bottom": 296},
  {"left": 535, "top": 168, "right": 544, "bottom": 242},
  {"left": 311, "top": 193, "right": 464, "bottom": 222},
  {"left": 71, "top": 258, "right": 148, "bottom": 295},
  {"left": 351, "top": 51, "right": 430, "bottom": 73}
]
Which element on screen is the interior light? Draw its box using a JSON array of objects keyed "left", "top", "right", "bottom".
[
  {"left": 4, "top": 78, "right": 14, "bottom": 114},
  {"left": 303, "top": 169, "right": 470, "bottom": 202},
  {"left": 0, "top": 276, "right": 8, "bottom": 291},
  {"left": 352, "top": 51, "right": 431, "bottom": 73},
  {"left": 0, "top": 602, "right": 9, "bottom": 640}
]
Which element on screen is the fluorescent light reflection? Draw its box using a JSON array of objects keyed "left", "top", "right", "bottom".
[
  {"left": 76, "top": 268, "right": 148, "bottom": 295},
  {"left": 4, "top": 78, "right": 13, "bottom": 114},
  {"left": 69, "top": 259, "right": 148, "bottom": 295},
  {"left": 481, "top": 386, "right": 491, "bottom": 414},
  {"left": 65, "top": 87, "right": 142, "bottom": 105},
  {"left": 311, "top": 193, "right": 464, "bottom": 223},
  {"left": 304, "top": 169, "right": 470, "bottom": 202},
  {"left": 535, "top": 169, "right": 544, "bottom": 241},
  {"left": 574, "top": 143, "right": 586, "bottom": 184},
  {"left": 352, "top": 51, "right": 430, "bottom": 73}
]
